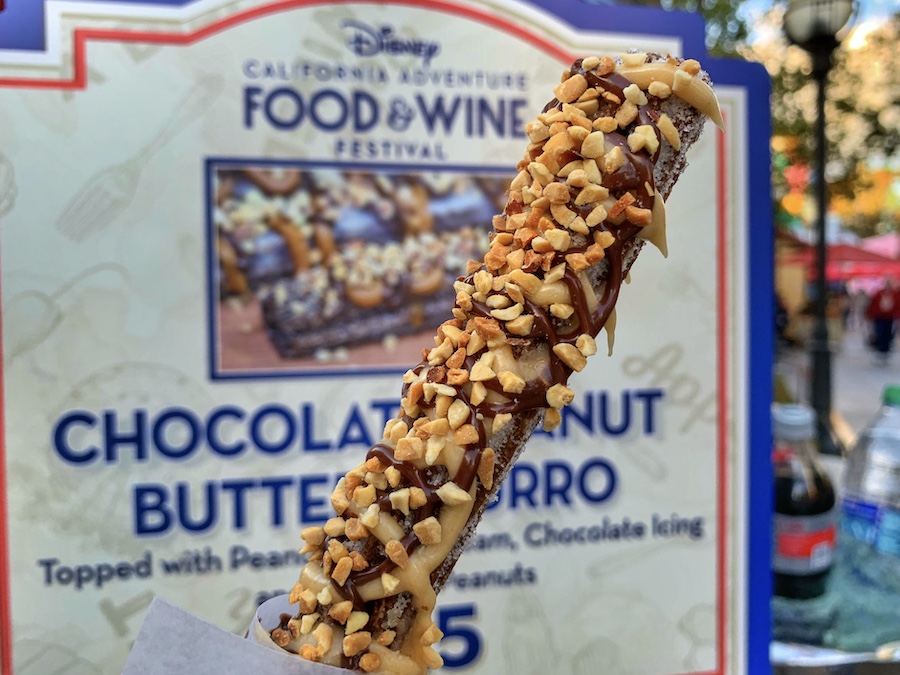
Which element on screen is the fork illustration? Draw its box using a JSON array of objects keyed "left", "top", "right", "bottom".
[
  {"left": 56, "top": 74, "right": 223, "bottom": 242},
  {"left": 0, "top": 151, "right": 16, "bottom": 216}
]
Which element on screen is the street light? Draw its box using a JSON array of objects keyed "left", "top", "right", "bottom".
[{"left": 783, "top": 0, "right": 854, "bottom": 455}]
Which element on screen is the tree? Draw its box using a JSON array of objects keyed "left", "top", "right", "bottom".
[
  {"left": 744, "top": 9, "right": 900, "bottom": 235},
  {"left": 583, "top": 0, "right": 750, "bottom": 57}
]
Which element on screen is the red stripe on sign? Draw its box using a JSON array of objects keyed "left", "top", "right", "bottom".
[
  {"left": 716, "top": 114, "right": 729, "bottom": 675},
  {"left": 0, "top": 272, "right": 10, "bottom": 674}
]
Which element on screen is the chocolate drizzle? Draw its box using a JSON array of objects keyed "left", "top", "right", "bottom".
[
  {"left": 325, "top": 59, "right": 661, "bottom": 610},
  {"left": 266, "top": 51, "right": 724, "bottom": 675}
]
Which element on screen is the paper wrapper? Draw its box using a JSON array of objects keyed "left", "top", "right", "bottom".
[{"left": 122, "top": 596, "right": 347, "bottom": 674}]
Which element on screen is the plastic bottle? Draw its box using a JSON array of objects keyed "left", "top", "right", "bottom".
[
  {"left": 833, "top": 385, "right": 900, "bottom": 652},
  {"left": 771, "top": 403, "right": 837, "bottom": 645}
]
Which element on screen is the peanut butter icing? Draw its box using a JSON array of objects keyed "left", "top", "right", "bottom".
[{"left": 271, "top": 53, "right": 721, "bottom": 674}]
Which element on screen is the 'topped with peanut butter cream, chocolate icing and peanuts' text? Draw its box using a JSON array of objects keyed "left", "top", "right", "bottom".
[{"left": 267, "top": 53, "right": 724, "bottom": 674}]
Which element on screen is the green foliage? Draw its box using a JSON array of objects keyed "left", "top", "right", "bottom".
[
  {"left": 659, "top": 0, "right": 750, "bottom": 56},
  {"left": 581, "top": 0, "right": 750, "bottom": 56},
  {"left": 745, "top": 10, "right": 900, "bottom": 236}
]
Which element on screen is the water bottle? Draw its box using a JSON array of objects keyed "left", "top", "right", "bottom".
[
  {"left": 833, "top": 384, "right": 900, "bottom": 652},
  {"left": 771, "top": 403, "right": 837, "bottom": 645}
]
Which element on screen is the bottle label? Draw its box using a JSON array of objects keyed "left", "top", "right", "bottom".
[
  {"left": 773, "top": 511, "right": 836, "bottom": 575},
  {"left": 842, "top": 497, "right": 900, "bottom": 557}
]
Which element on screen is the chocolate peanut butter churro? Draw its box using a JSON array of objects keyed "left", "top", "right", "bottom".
[{"left": 270, "top": 53, "right": 723, "bottom": 674}]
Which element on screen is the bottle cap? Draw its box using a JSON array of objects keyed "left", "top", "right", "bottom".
[
  {"left": 772, "top": 403, "right": 815, "bottom": 441},
  {"left": 883, "top": 385, "right": 900, "bottom": 407}
]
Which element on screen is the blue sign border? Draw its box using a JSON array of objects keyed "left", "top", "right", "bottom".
[{"left": 0, "top": 0, "right": 195, "bottom": 51}]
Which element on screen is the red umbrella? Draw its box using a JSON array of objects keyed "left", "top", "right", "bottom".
[
  {"left": 781, "top": 242, "right": 900, "bottom": 266},
  {"left": 823, "top": 260, "right": 900, "bottom": 282},
  {"left": 860, "top": 233, "right": 900, "bottom": 259}
]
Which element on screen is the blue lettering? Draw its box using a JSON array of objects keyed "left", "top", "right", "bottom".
[
  {"left": 337, "top": 404, "right": 373, "bottom": 449},
  {"left": 134, "top": 484, "right": 172, "bottom": 535},
  {"left": 104, "top": 409, "right": 147, "bottom": 463},
  {"left": 415, "top": 94, "right": 461, "bottom": 133},
  {"left": 221, "top": 479, "right": 254, "bottom": 530},
  {"left": 477, "top": 97, "right": 504, "bottom": 136},
  {"left": 264, "top": 87, "right": 304, "bottom": 130},
  {"left": 243, "top": 85, "right": 263, "bottom": 129},
  {"left": 242, "top": 59, "right": 260, "bottom": 79},
  {"left": 261, "top": 476, "right": 293, "bottom": 527},
  {"left": 250, "top": 405, "right": 295, "bottom": 454},
  {"left": 543, "top": 461, "right": 573, "bottom": 507},
  {"left": 579, "top": 458, "right": 616, "bottom": 503},
  {"left": 206, "top": 405, "right": 246, "bottom": 457},
  {"left": 309, "top": 88, "right": 347, "bottom": 131},
  {"left": 633, "top": 388, "right": 664, "bottom": 434},
  {"left": 52, "top": 411, "right": 99, "bottom": 464},
  {"left": 599, "top": 391, "right": 631, "bottom": 436},
  {"left": 510, "top": 98, "right": 527, "bottom": 138},
  {"left": 177, "top": 482, "right": 217, "bottom": 533},
  {"left": 353, "top": 90, "right": 378, "bottom": 132},
  {"left": 299, "top": 474, "right": 331, "bottom": 523},
  {"left": 153, "top": 407, "right": 201, "bottom": 460},
  {"left": 561, "top": 391, "right": 594, "bottom": 437},
  {"left": 302, "top": 403, "right": 331, "bottom": 451},
  {"left": 507, "top": 464, "right": 538, "bottom": 509},
  {"left": 244, "top": 86, "right": 380, "bottom": 133}
]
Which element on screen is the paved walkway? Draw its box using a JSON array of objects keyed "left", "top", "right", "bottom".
[{"left": 777, "top": 322, "right": 899, "bottom": 447}]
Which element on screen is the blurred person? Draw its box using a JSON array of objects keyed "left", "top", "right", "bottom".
[
  {"left": 834, "top": 287, "right": 851, "bottom": 329},
  {"left": 849, "top": 289, "right": 870, "bottom": 330},
  {"left": 866, "top": 278, "right": 900, "bottom": 362}
]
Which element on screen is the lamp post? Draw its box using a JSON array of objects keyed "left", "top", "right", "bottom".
[{"left": 783, "top": 0, "right": 854, "bottom": 455}]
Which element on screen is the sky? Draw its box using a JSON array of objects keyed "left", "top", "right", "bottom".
[{"left": 743, "top": 0, "right": 897, "bottom": 45}]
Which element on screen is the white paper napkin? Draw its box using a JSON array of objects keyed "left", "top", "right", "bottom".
[{"left": 122, "top": 596, "right": 346, "bottom": 674}]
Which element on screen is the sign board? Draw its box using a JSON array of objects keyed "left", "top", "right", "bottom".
[{"left": 0, "top": 1, "right": 772, "bottom": 673}]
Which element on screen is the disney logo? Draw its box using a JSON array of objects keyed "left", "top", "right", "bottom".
[{"left": 342, "top": 20, "right": 440, "bottom": 66}]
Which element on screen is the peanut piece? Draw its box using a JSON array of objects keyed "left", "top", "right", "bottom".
[
  {"left": 343, "top": 631, "right": 372, "bottom": 657},
  {"left": 385, "top": 540, "right": 409, "bottom": 569},
  {"left": 498, "top": 370, "right": 526, "bottom": 394},
  {"left": 359, "top": 653, "right": 382, "bottom": 672},
  {"left": 478, "top": 448, "right": 496, "bottom": 489},
  {"left": 331, "top": 557, "right": 353, "bottom": 586},
  {"left": 553, "top": 73, "right": 588, "bottom": 103},
  {"left": 553, "top": 343, "right": 588, "bottom": 371},
  {"left": 346, "top": 611, "right": 369, "bottom": 635},
  {"left": 328, "top": 600, "right": 353, "bottom": 624},
  {"left": 382, "top": 572, "right": 400, "bottom": 595},
  {"left": 413, "top": 516, "right": 442, "bottom": 546},
  {"left": 547, "top": 383, "right": 576, "bottom": 409},
  {"left": 436, "top": 482, "right": 473, "bottom": 506},
  {"left": 577, "top": 333, "right": 598, "bottom": 357}
]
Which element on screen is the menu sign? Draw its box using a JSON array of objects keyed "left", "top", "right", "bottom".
[{"left": 0, "top": 1, "right": 771, "bottom": 674}]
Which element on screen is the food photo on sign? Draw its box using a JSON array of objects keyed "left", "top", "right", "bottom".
[
  {"left": 213, "top": 164, "right": 510, "bottom": 373},
  {"left": 0, "top": 0, "right": 772, "bottom": 674}
]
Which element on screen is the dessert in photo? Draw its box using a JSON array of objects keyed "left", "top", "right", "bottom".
[{"left": 214, "top": 166, "right": 510, "bottom": 371}]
